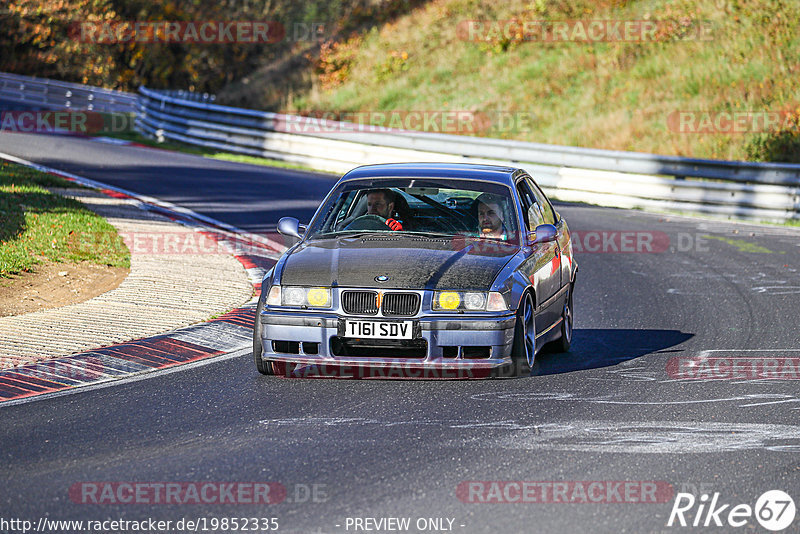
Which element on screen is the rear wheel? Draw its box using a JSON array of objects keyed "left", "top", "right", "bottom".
[
  {"left": 253, "top": 299, "right": 275, "bottom": 375},
  {"left": 556, "top": 283, "right": 574, "bottom": 352},
  {"left": 545, "top": 283, "right": 574, "bottom": 353},
  {"left": 510, "top": 291, "right": 536, "bottom": 376}
]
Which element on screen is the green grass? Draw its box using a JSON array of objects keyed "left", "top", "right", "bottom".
[
  {"left": 225, "top": 0, "right": 800, "bottom": 163},
  {"left": 0, "top": 161, "right": 130, "bottom": 277},
  {"left": 703, "top": 234, "right": 778, "bottom": 253}
]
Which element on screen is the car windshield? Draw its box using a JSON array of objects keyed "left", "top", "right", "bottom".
[{"left": 305, "top": 177, "right": 519, "bottom": 242}]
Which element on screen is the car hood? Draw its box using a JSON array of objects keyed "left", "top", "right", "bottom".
[{"left": 279, "top": 235, "right": 519, "bottom": 290}]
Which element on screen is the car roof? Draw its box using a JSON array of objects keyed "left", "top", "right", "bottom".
[{"left": 339, "top": 163, "right": 521, "bottom": 186}]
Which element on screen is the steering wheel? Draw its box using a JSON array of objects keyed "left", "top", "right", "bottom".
[{"left": 343, "top": 214, "right": 390, "bottom": 231}]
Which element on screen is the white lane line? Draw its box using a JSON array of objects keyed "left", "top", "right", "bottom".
[
  {"left": 0, "top": 347, "right": 250, "bottom": 408},
  {"left": 699, "top": 349, "right": 800, "bottom": 352},
  {"left": 468, "top": 391, "right": 800, "bottom": 408}
]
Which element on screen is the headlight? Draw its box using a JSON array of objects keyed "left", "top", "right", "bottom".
[
  {"left": 267, "top": 286, "right": 331, "bottom": 308},
  {"left": 284, "top": 287, "right": 306, "bottom": 306},
  {"left": 464, "top": 292, "right": 486, "bottom": 310},
  {"left": 433, "top": 291, "right": 507, "bottom": 311}
]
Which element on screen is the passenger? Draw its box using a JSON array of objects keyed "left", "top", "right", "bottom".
[
  {"left": 475, "top": 193, "right": 507, "bottom": 240},
  {"left": 366, "top": 188, "right": 403, "bottom": 230}
]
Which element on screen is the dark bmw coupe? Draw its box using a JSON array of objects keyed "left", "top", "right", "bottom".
[{"left": 254, "top": 163, "right": 576, "bottom": 377}]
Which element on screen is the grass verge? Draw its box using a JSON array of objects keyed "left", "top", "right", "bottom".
[{"left": 0, "top": 160, "right": 130, "bottom": 277}]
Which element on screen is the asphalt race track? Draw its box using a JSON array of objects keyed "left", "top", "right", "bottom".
[{"left": 2, "top": 131, "right": 800, "bottom": 533}]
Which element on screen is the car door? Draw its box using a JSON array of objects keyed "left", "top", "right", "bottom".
[{"left": 515, "top": 177, "right": 561, "bottom": 333}]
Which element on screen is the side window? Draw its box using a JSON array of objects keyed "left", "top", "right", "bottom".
[
  {"left": 332, "top": 191, "right": 359, "bottom": 230},
  {"left": 526, "top": 177, "right": 556, "bottom": 225},
  {"left": 516, "top": 180, "right": 543, "bottom": 231}
]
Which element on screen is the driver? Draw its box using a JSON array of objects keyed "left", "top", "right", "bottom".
[
  {"left": 475, "top": 193, "right": 507, "bottom": 240},
  {"left": 366, "top": 188, "right": 403, "bottom": 230}
]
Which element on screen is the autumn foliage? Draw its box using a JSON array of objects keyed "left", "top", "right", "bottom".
[{"left": 0, "top": 0, "right": 410, "bottom": 93}]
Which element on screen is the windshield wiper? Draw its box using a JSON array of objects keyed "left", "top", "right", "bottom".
[
  {"left": 313, "top": 230, "right": 460, "bottom": 239},
  {"left": 402, "top": 230, "right": 456, "bottom": 238},
  {"left": 320, "top": 230, "right": 394, "bottom": 238}
]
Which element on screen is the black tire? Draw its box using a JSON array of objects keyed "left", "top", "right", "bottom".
[
  {"left": 253, "top": 299, "right": 274, "bottom": 375},
  {"left": 555, "top": 283, "right": 574, "bottom": 353},
  {"left": 544, "top": 282, "right": 574, "bottom": 354},
  {"left": 510, "top": 291, "right": 536, "bottom": 376}
]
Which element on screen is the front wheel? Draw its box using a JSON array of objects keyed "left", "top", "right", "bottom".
[{"left": 510, "top": 291, "right": 536, "bottom": 376}]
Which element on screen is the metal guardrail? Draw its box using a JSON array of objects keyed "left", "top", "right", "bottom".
[
  {"left": 151, "top": 89, "right": 216, "bottom": 104},
  {"left": 136, "top": 85, "right": 800, "bottom": 222},
  {"left": 0, "top": 72, "right": 137, "bottom": 113},
  {"left": 2, "top": 72, "right": 798, "bottom": 222}
]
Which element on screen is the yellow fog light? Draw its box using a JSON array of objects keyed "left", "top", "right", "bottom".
[
  {"left": 306, "top": 287, "right": 330, "bottom": 307},
  {"left": 437, "top": 291, "right": 461, "bottom": 310}
]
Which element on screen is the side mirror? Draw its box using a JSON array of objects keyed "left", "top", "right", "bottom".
[
  {"left": 277, "top": 217, "right": 303, "bottom": 240},
  {"left": 532, "top": 224, "right": 557, "bottom": 244}
]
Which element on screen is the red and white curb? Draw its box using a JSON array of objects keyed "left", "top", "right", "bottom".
[
  {"left": 0, "top": 308, "right": 256, "bottom": 404},
  {"left": 0, "top": 152, "right": 287, "bottom": 405}
]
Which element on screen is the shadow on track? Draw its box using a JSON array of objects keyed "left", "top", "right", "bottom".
[{"left": 533, "top": 328, "right": 694, "bottom": 375}]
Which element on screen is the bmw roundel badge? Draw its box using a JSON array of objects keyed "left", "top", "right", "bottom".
[{"left": 375, "top": 275, "right": 389, "bottom": 282}]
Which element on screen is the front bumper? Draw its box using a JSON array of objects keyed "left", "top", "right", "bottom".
[{"left": 259, "top": 309, "right": 516, "bottom": 369}]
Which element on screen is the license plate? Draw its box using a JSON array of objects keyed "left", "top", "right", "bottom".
[{"left": 344, "top": 320, "right": 414, "bottom": 339}]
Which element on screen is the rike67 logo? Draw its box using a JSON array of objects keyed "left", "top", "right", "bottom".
[{"left": 668, "top": 490, "right": 796, "bottom": 531}]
